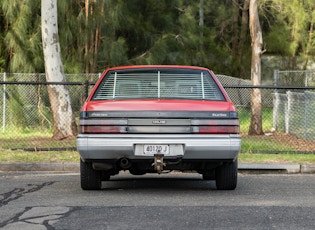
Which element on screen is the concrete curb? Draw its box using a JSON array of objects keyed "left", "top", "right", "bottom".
[
  {"left": 0, "top": 162, "right": 315, "bottom": 174},
  {"left": 239, "top": 163, "right": 315, "bottom": 174},
  {"left": 301, "top": 164, "right": 315, "bottom": 174},
  {"left": 238, "top": 163, "right": 301, "bottom": 174}
]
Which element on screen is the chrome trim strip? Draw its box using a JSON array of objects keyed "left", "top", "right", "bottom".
[
  {"left": 127, "top": 126, "right": 191, "bottom": 133},
  {"left": 80, "top": 118, "right": 239, "bottom": 126}
]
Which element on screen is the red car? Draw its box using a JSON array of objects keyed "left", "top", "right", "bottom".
[{"left": 77, "top": 65, "right": 240, "bottom": 190}]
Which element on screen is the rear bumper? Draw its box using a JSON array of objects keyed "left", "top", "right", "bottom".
[{"left": 77, "top": 134, "right": 241, "bottom": 161}]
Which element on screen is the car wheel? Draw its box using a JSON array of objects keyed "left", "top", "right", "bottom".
[
  {"left": 215, "top": 159, "right": 238, "bottom": 190},
  {"left": 101, "top": 171, "right": 111, "bottom": 181},
  {"left": 80, "top": 159, "right": 102, "bottom": 190}
]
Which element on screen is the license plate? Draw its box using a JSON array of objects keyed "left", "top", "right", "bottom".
[{"left": 143, "top": 145, "right": 169, "bottom": 155}]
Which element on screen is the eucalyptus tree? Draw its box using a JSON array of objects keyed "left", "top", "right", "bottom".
[
  {"left": 42, "top": 0, "right": 77, "bottom": 140},
  {"left": 0, "top": 5, "right": 6, "bottom": 71},
  {"left": 233, "top": 0, "right": 251, "bottom": 77},
  {"left": 248, "top": 0, "right": 264, "bottom": 135}
]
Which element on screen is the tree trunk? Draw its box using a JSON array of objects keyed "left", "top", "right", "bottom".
[
  {"left": 85, "top": 0, "right": 90, "bottom": 73},
  {"left": 231, "top": 0, "right": 239, "bottom": 58},
  {"left": 248, "top": 0, "right": 264, "bottom": 135},
  {"left": 199, "top": 0, "right": 204, "bottom": 66},
  {"left": 41, "top": 0, "right": 77, "bottom": 140},
  {"left": 238, "top": 0, "right": 250, "bottom": 77},
  {"left": 302, "top": 20, "right": 314, "bottom": 70}
]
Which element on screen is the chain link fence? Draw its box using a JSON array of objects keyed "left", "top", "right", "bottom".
[
  {"left": 273, "top": 90, "right": 315, "bottom": 140},
  {"left": 0, "top": 73, "right": 99, "bottom": 151},
  {"left": 1, "top": 72, "right": 315, "bottom": 153},
  {"left": 274, "top": 69, "right": 315, "bottom": 86}
]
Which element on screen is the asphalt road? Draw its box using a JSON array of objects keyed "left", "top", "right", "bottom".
[{"left": 0, "top": 172, "right": 315, "bottom": 230}]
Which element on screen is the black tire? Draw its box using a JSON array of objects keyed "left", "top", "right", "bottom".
[
  {"left": 101, "top": 172, "right": 111, "bottom": 181},
  {"left": 215, "top": 159, "right": 238, "bottom": 190},
  {"left": 80, "top": 159, "right": 102, "bottom": 190}
]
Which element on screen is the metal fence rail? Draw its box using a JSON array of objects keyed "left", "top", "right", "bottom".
[{"left": 1, "top": 72, "right": 315, "bottom": 153}]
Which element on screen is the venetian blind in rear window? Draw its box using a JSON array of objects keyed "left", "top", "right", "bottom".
[{"left": 92, "top": 69, "right": 225, "bottom": 101}]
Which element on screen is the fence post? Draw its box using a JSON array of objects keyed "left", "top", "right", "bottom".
[
  {"left": 285, "top": 91, "right": 292, "bottom": 134},
  {"left": 304, "top": 91, "right": 309, "bottom": 139},
  {"left": 273, "top": 92, "right": 279, "bottom": 130},
  {"left": 2, "top": 72, "right": 6, "bottom": 133}
]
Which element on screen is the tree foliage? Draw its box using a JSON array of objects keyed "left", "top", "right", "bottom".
[
  {"left": 1, "top": 0, "right": 43, "bottom": 72},
  {"left": 262, "top": 0, "right": 315, "bottom": 69},
  {"left": 0, "top": 0, "right": 314, "bottom": 76}
]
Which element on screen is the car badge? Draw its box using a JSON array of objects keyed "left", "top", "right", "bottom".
[{"left": 152, "top": 120, "right": 166, "bottom": 124}]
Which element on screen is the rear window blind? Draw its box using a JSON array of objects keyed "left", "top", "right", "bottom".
[{"left": 93, "top": 70, "right": 225, "bottom": 101}]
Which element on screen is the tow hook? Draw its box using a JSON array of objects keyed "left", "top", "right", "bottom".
[{"left": 152, "top": 154, "right": 166, "bottom": 173}]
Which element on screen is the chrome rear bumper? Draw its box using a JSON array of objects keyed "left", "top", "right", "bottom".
[{"left": 77, "top": 134, "right": 241, "bottom": 161}]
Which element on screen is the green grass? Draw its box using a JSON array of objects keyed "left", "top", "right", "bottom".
[
  {"left": 0, "top": 126, "right": 75, "bottom": 149},
  {"left": 241, "top": 137, "right": 294, "bottom": 152},
  {"left": 0, "top": 150, "right": 80, "bottom": 162},
  {"left": 0, "top": 138, "right": 76, "bottom": 149},
  {"left": 239, "top": 152, "right": 315, "bottom": 164},
  {"left": 0, "top": 150, "right": 315, "bottom": 164},
  {"left": 238, "top": 107, "right": 274, "bottom": 133},
  {"left": 0, "top": 126, "right": 53, "bottom": 138}
]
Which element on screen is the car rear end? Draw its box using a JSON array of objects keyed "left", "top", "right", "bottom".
[{"left": 77, "top": 65, "right": 241, "bottom": 190}]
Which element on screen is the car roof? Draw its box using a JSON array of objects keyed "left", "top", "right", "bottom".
[{"left": 105, "top": 65, "right": 210, "bottom": 72}]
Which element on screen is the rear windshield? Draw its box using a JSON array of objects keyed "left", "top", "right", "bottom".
[{"left": 92, "top": 69, "right": 225, "bottom": 101}]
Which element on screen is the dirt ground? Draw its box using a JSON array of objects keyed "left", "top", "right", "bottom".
[{"left": 242, "top": 131, "right": 315, "bottom": 152}]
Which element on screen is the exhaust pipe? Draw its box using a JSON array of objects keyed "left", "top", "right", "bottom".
[{"left": 120, "top": 158, "right": 131, "bottom": 169}]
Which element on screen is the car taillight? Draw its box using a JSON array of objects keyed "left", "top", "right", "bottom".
[
  {"left": 79, "top": 119, "right": 127, "bottom": 134},
  {"left": 191, "top": 119, "right": 239, "bottom": 134},
  {"left": 193, "top": 125, "right": 239, "bottom": 134},
  {"left": 80, "top": 125, "right": 127, "bottom": 134}
]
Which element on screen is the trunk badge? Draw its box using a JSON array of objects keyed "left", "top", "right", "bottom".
[{"left": 152, "top": 120, "right": 166, "bottom": 124}]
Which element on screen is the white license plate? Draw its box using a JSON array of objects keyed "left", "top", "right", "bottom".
[{"left": 143, "top": 145, "right": 169, "bottom": 155}]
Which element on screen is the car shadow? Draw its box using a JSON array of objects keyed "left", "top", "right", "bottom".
[{"left": 101, "top": 173, "right": 217, "bottom": 191}]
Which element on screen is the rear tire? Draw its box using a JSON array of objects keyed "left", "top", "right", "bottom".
[
  {"left": 80, "top": 159, "right": 102, "bottom": 190},
  {"left": 101, "top": 172, "right": 111, "bottom": 181},
  {"left": 215, "top": 159, "right": 238, "bottom": 190}
]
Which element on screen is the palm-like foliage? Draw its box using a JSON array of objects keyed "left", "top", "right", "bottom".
[{"left": 0, "top": 0, "right": 314, "bottom": 74}]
